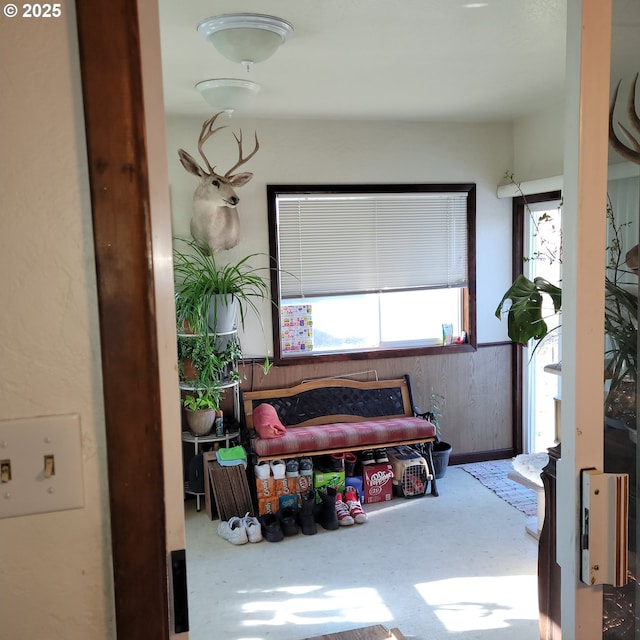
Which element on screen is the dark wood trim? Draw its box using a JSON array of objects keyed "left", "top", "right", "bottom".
[
  {"left": 75, "top": 2, "right": 169, "bottom": 638},
  {"left": 451, "top": 448, "right": 516, "bottom": 465},
  {"left": 267, "top": 183, "right": 477, "bottom": 365},
  {"left": 511, "top": 190, "right": 562, "bottom": 456}
]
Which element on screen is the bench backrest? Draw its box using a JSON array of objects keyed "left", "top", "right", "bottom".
[{"left": 242, "top": 376, "right": 414, "bottom": 430}]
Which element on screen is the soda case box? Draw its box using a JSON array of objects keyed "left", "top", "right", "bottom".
[
  {"left": 258, "top": 495, "right": 279, "bottom": 515},
  {"left": 255, "top": 476, "right": 275, "bottom": 499},
  {"left": 362, "top": 463, "right": 394, "bottom": 504},
  {"left": 278, "top": 493, "right": 299, "bottom": 510},
  {"left": 313, "top": 469, "right": 345, "bottom": 503},
  {"left": 274, "top": 477, "right": 298, "bottom": 497}
]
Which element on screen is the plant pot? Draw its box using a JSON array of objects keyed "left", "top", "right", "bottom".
[
  {"left": 185, "top": 407, "right": 216, "bottom": 436},
  {"left": 208, "top": 294, "right": 238, "bottom": 334},
  {"left": 432, "top": 441, "right": 452, "bottom": 479},
  {"left": 180, "top": 357, "right": 199, "bottom": 382}
]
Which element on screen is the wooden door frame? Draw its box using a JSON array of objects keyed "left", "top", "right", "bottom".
[{"left": 75, "top": 1, "right": 171, "bottom": 637}]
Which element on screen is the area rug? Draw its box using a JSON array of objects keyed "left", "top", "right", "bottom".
[{"left": 457, "top": 458, "right": 538, "bottom": 517}]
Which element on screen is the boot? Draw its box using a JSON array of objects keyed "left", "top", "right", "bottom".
[
  {"left": 298, "top": 489, "right": 317, "bottom": 535},
  {"left": 317, "top": 486, "right": 339, "bottom": 530}
]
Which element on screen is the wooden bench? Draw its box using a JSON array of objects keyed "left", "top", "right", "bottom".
[{"left": 242, "top": 375, "right": 439, "bottom": 496}]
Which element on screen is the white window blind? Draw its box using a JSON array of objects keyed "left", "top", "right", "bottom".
[{"left": 276, "top": 192, "right": 469, "bottom": 298}]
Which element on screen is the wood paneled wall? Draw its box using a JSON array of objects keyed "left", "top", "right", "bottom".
[{"left": 236, "top": 343, "right": 516, "bottom": 464}]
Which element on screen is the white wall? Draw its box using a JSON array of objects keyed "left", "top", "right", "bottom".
[
  {"left": 0, "top": 8, "right": 114, "bottom": 639},
  {"left": 167, "top": 115, "right": 515, "bottom": 351},
  {"left": 513, "top": 99, "right": 566, "bottom": 182}
]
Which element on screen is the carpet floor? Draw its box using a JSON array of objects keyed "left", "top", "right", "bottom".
[
  {"left": 457, "top": 459, "right": 539, "bottom": 517},
  {"left": 185, "top": 464, "right": 539, "bottom": 640}
]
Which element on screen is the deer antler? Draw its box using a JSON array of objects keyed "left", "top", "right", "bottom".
[
  {"left": 225, "top": 130, "right": 260, "bottom": 177},
  {"left": 609, "top": 73, "right": 640, "bottom": 164},
  {"left": 197, "top": 112, "right": 227, "bottom": 174}
]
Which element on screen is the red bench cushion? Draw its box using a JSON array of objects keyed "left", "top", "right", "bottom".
[{"left": 252, "top": 416, "right": 436, "bottom": 458}]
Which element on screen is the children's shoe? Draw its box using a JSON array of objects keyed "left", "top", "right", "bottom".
[
  {"left": 285, "top": 459, "right": 299, "bottom": 478},
  {"left": 298, "top": 489, "right": 317, "bottom": 535},
  {"left": 375, "top": 448, "right": 389, "bottom": 463},
  {"left": 270, "top": 459, "right": 286, "bottom": 479},
  {"left": 298, "top": 457, "right": 313, "bottom": 477},
  {"left": 344, "top": 452, "right": 358, "bottom": 476},
  {"left": 254, "top": 461, "right": 271, "bottom": 480},
  {"left": 335, "top": 494, "right": 355, "bottom": 526},
  {"left": 242, "top": 512, "right": 263, "bottom": 543},
  {"left": 217, "top": 516, "right": 249, "bottom": 545},
  {"left": 360, "top": 450, "right": 375, "bottom": 465},
  {"left": 344, "top": 487, "right": 368, "bottom": 524}
]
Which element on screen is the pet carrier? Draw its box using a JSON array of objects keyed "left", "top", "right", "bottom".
[{"left": 387, "top": 445, "right": 431, "bottom": 498}]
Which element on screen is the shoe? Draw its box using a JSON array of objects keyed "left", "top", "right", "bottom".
[
  {"left": 328, "top": 453, "right": 345, "bottom": 472},
  {"left": 298, "top": 489, "right": 317, "bottom": 535},
  {"left": 259, "top": 513, "right": 284, "bottom": 542},
  {"left": 298, "top": 457, "right": 313, "bottom": 477},
  {"left": 254, "top": 460, "right": 271, "bottom": 480},
  {"left": 242, "top": 512, "right": 263, "bottom": 543},
  {"left": 360, "top": 450, "right": 375, "bottom": 465},
  {"left": 335, "top": 494, "right": 355, "bottom": 526},
  {"left": 278, "top": 506, "right": 300, "bottom": 536},
  {"left": 270, "top": 459, "right": 286, "bottom": 480},
  {"left": 285, "top": 459, "right": 299, "bottom": 478},
  {"left": 344, "top": 487, "right": 368, "bottom": 524},
  {"left": 375, "top": 448, "right": 389, "bottom": 463},
  {"left": 317, "top": 487, "right": 339, "bottom": 530},
  {"left": 217, "top": 516, "right": 249, "bottom": 545},
  {"left": 344, "top": 452, "right": 358, "bottom": 476}
]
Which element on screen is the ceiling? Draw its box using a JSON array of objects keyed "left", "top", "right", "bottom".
[{"left": 159, "top": 1, "right": 638, "bottom": 123}]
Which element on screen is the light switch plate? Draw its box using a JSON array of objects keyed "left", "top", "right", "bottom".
[{"left": 0, "top": 414, "right": 85, "bottom": 519}]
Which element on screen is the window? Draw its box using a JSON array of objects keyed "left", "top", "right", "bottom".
[{"left": 267, "top": 184, "right": 476, "bottom": 363}]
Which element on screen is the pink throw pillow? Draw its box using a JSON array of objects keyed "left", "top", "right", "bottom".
[{"left": 253, "top": 403, "right": 287, "bottom": 439}]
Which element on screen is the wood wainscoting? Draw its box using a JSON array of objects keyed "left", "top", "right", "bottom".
[{"left": 237, "top": 342, "right": 517, "bottom": 464}]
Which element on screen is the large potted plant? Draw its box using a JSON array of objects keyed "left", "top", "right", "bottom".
[{"left": 174, "top": 238, "right": 270, "bottom": 334}]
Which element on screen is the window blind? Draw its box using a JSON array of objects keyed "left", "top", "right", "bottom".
[{"left": 277, "top": 192, "right": 469, "bottom": 298}]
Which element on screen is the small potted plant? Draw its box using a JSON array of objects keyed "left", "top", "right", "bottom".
[
  {"left": 182, "top": 387, "right": 222, "bottom": 436},
  {"left": 426, "top": 392, "right": 452, "bottom": 479}
]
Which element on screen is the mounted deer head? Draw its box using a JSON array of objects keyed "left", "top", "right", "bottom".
[
  {"left": 609, "top": 73, "right": 640, "bottom": 165},
  {"left": 178, "top": 112, "right": 259, "bottom": 253}
]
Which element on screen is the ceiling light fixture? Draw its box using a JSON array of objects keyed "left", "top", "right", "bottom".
[
  {"left": 196, "top": 79, "right": 261, "bottom": 115},
  {"left": 197, "top": 13, "right": 294, "bottom": 71}
]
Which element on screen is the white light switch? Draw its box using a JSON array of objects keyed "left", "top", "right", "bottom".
[{"left": 0, "top": 414, "right": 85, "bottom": 519}]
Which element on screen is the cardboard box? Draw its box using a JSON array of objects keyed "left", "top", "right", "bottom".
[
  {"left": 278, "top": 493, "right": 299, "bottom": 510},
  {"left": 258, "top": 495, "right": 279, "bottom": 515},
  {"left": 255, "top": 476, "right": 275, "bottom": 499},
  {"left": 313, "top": 469, "right": 345, "bottom": 503},
  {"left": 275, "top": 477, "right": 298, "bottom": 497},
  {"left": 362, "top": 463, "right": 394, "bottom": 504}
]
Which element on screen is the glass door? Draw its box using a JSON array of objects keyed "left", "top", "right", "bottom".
[{"left": 524, "top": 199, "right": 562, "bottom": 454}]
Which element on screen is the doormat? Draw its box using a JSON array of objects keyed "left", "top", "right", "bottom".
[{"left": 458, "top": 459, "right": 538, "bottom": 517}]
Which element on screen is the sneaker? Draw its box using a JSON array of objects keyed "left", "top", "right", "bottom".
[
  {"left": 298, "top": 457, "right": 313, "bottom": 477},
  {"left": 270, "top": 459, "right": 286, "bottom": 480},
  {"left": 344, "top": 488, "right": 368, "bottom": 524},
  {"left": 217, "top": 516, "right": 249, "bottom": 545},
  {"left": 242, "top": 512, "right": 263, "bottom": 543},
  {"left": 328, "top": 453, "right": 345, "bottom": 472},
  {"left": 254, "top": 460, "right": 271, "bottom": 480},
  {"left": 375, "top": 448, "right": 389, "bottom": 463},
  {"left": 259, "top": 513, "right": 284, "bottom": 542},
  {"left": 360, "top": 450, "right": 375, "bottom": 465},
  {"left": 285, "top": 459, "right": 299, "bottom": 478},
  {"left": 335, "top": 494, "right": 355, "bottom": 526}
]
